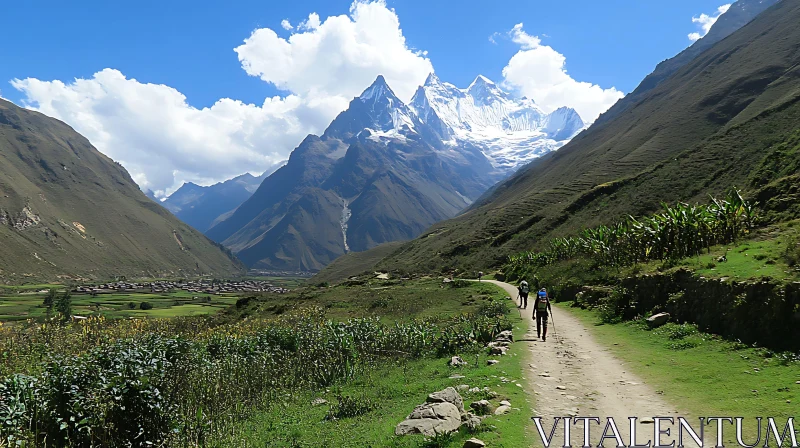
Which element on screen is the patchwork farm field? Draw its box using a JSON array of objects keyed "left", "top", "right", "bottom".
[
  {"left": 0, "top": 291, "right": 238, "bottom": 321},
  {"left": 0, "top": 277, "right": 304, "bottom": 322}
]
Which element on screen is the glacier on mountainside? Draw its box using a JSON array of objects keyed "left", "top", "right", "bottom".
[{"left": 410, "top": 73, "right": 586, "bottom": 173}]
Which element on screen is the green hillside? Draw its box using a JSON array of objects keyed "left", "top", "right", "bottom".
[
  {"left": 370, "top": 0, "right": 800, "bottom": 275},
  {"left": 0, "top": 99, "right": 244, "bottom": 283}
]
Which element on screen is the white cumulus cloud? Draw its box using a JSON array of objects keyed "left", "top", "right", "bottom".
[
  {"left": 500, "top": 24, "right": 624, "bottom": 122},
  {"left": 234, "top": 0, "right": 432, "bottom": 103},
  {"left": 11, "top": 0, "right": 432, "bottom": 197},
  {"left": 280, "top": 19, "right": 293, "bottom": 31},
  {"left": 11, "top": 69, "right": 339, "bottom": 198},
  {"left": 688, "top": 4, "right": 731, "bottom": 41}
]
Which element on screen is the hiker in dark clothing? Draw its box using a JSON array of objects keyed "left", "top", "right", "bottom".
[
  {"left": 533, "top": 288, "right": 553, "bottom": 341},
  {"left": 518, "top": 280, "right": 530, "bottom": 309}
]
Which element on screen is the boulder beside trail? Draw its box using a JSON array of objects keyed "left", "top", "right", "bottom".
[
  {"left": 494, "top": 405, "right": 511, "bottom": 415},
  {"left": 496, "top": 330, "right": 514, "bottom": 342},
  {"left": 395, "top": 387, "right": 468, "bottom": 436},
  {"left": 647, "top": 312, "right": 670, "bottom": 328},
  {"left": 427, "top": 387, "right": 465, "bottom": 416},
  {"left": 489, "top": 346, "right": 508, "bottom": 356},
  {"left": 395, "top": 402, "right": 462, "bottom": 436}
]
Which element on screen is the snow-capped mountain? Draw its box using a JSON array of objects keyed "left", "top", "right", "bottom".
[
  {"left": 410, "top": 73, "right": 585, "bottom": 173},
  {"left": 207, "top": 75, "right": 498, "bottom": 271}
]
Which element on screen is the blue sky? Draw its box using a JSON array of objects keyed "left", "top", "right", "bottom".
[
  {"left": 1, "top": 0, "right": 729, "bottom": 106},
  {"left": 0, "top": 0, "right": 732, "bottom": 195}
]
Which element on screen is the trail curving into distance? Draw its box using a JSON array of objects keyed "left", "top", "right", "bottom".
[{"left": 483, "top": 280, "right": 705, "bottom": 447}]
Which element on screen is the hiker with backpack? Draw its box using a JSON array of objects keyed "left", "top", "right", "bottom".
[
  {"left": 533, "top": 288, "right": 553, "bottom": 341},
  {"left": 518, "top": 279, "right": 530, "bottom": 309}
]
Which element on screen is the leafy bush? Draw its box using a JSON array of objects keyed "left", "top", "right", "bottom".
[
  {"left": 42, "top": 289, "right": 57, "bottom": 309},
  {"left": 656, "top": 323, "right": 699, "bottom": 340},
  {"left": 783, "top": 235, "right": 800, "bottom": 267},
  {"left": 449, "top": 279, "right": 470, "bottom": 288},
  {"left": 598, "top": 288, "right": 629, "bottom": 324},
  {"left": 0, "top": 374, "right": 37, "bottom": 445},
  {"left": 326, "top": 394, "right": 376, "bottom": 420},
  {"left": 127, "top": 302, "right": 137, "bottom": 310},
  {"left": 139, "top": 301, "right": 153, "bottom": 310},
  {"left": 422, "top": 431, "right": 457, "bottom": 447},
  {"left": 478, "top": 299, "right": 509, "bottom": 318}
]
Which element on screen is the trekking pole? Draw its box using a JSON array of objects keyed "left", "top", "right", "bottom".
[{"left": 550, "top": 313, "right": 561, "bottom": 344}]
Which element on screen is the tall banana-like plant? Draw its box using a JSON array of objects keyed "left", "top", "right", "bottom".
[{"left": 506, "top": 189, "right": 756, "bottom": 274}]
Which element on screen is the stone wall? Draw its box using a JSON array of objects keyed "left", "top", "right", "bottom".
[{"left": 571, "top": 269, "right": 800, "bottom": 351}]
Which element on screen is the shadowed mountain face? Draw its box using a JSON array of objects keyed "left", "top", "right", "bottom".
[
  {"left": 366, "top": 0, "right": 800, "bottom": 274},
  {"left": 0, "top": 99, "right": 244, "bottom": 283},
  {"left": 162, "top": 163, "right": 283, "bottom": 233},
  {"left": 206, "top": 77, "right": 502, "bottom": 271}
]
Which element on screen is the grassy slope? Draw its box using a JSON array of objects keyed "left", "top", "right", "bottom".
[
  {"left": 214, "top": 281, "right": 533, "bottom": 448},
  {"left": 312, "top": 241, "right": 406, "bottom": 284},
  {"left": 234, "top": 277, "right": 511, "bottom": 322},
  {"left": 373, "top": 0, "right": 800, "bottom": 275},
  {"left": 0, "top": 99, "right": 243, "bottom": 283},
  {"left": 563, "top": 305, "right": 799, "bottom": 444}
]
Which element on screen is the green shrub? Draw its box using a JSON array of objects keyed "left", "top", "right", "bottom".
[
  {"left": 449, "top": 279, "right": 470, "bottom": 288},
  {"left": 326, "top": 394, "right": 376, "bottom": 420},
  {"left": 0, "top": 374, "right": 37, "bottom": 445},
  {"left": 783, "top": 235, "right": 800, "bottom": 267},
  {"left": 478, "top": 299, "right": 509, "bottom": 318},
  {"left": 656, "top": 323, "right": 699, "bottom": 340},
  {"left": 43, "top": 288, "right": 57, "bottom": 309},
  {"left": 139, "top": 301, "right": 153, "bottom": 310},
  {"left": 127, "top": 302, "right": 137, "bottom": 309},
  {"left": 422, "top": 431, "right": 457, "bottom": 447},
  {"left": 598, "top": 288, "right": 628, "bottom": 324}
]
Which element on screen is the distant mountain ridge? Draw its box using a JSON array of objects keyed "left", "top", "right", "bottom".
[{"left": 162, "top": 162, "right": 283, "bottom": 232}]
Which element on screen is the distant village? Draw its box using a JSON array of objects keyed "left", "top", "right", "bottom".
[{"left": 73, "top": 279, "right": 290, "bottom": 295}]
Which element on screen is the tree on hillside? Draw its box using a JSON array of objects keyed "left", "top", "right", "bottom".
[
  {"left": 55, "top": 291, "right": 72, "bottom": 322},
  {"left": 42, "top": 288, "right": 57, "bottom": 309}
]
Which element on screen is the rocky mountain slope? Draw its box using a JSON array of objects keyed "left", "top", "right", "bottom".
[
  {"left": 362, "top": 0, "right": 800, "bottom": 274},
  {"left": 162, "top": 163, "right": 283, "bottom": 233},
  {"left": 0, "top": 99, "right": 244, "bottom": 283}
]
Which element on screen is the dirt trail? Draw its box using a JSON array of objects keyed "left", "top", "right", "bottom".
[{"left": 484, "top": 280, "right": 702, "bottom": 447}]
